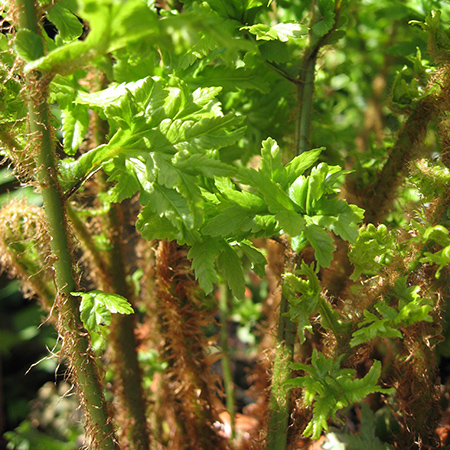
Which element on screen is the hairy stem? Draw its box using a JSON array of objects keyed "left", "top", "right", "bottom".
[
  {"left": 66, "top": 205, "right": 111, "bottom": 287},
  {"left": 351, "top": 99, "right": 434, "bottom": 224},
  {"left": 266, "top": 290, "right": 295, "bottom": 450},
  {"left": 155, "top": 240, "right": 227, "bottom": 450},
  {"left": 102, "top": 200, "right": 151, "bottom": 450},
  {"left": 13, "top": 0, "right": 118, "bottom": 447}
]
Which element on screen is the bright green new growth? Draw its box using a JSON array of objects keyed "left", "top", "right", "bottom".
[
  {"left": 285, "top": 350, "right": 394, "bottom": 440},
  {"left": 349, "top": 224, "right": 397, "bottom": 280},
  {"left": 418, "top": 224, "right": 450, "bottom": 277},
  {"left": 283, "top": 263, "right": 321, "bottom": 344},
  {"left": 350, "top": 277, "right": 434, "bottom": 347},
  {"left": 72, "top": 290, "right": 134, "bottom": 334}
]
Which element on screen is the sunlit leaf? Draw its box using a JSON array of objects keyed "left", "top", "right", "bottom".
[{"left": 73, "top": 290, "right": 134, "bottom": 333}]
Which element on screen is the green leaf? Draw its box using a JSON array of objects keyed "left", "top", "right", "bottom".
[
  {"left": 14, "top": 29, "right": 44, "bottom": 62},
  {"left": 307, "top": 163, "right": 333, "bottom": 203},
  {"left": 350, "top": 277, "right": 434, "bottom": 347},
  {"left": 25, "top": 0, "right": 158, "bottom": 74},
  {"left": 350, "top": 278, "right": 433, "bottom": 347},
  {"left": 392, "top": 278, "right": 434, "bottom": 326},
  {"left": 421, "top": 247, "right": 450, "bottom": 278},
  {"left": 73, "top": 290, "right": 134, "bottom": 333},
  {"left": 311, "top": 199, "right": 364, "bottom": 244},
  {"left": 419, "top": 225, "right": 450, "bottom": 277},
  {"left": 191, "top": 65, "right": 270, "bottom": 93},
  {"left": 107, "top": 0, "right": 159, "bottom": 52},
  {"left": 61, "top": 105, "right": 89, "bottom": 155},
  {"left": 304, "top": 222, "right": 335, "bottom": 268},
  {"left": 312, "top": 0, "right": 336, "bottom": 38},
  {"left": 276, "top": 210, "right": 306, "bottom": 236},
  {"left": 188, "top": 239, "right": 222, "bottom": 294},
  {"left": 47, "top": 2, "right": 84, "bottom": 42},
  {"left": 349, "top": 224, "right": 396, "bottom": 280},
  {"left": 325, "top": 29, "right": 346, "bottom": 45},
  {"left": 238, "top": 168, "right": 296, "bottom": 214},
  {"left": 217, "top": 243, "right": 246, "bottom": 300},
  {"left": 221, "top": 187, "right": 267, "bottom": 212},
  {"left": 25, "top": 0, "right": 111, "bottom": 73},
  {"left": 150, "top": 184, "right": 196, "bottom": 229},
  {"left": 261, "top": 137, "right": 283, "bottom": 178},
  {"left": 350, "top": 312, "right": 402, "bottom": 347},
  {"left": 286, "top": 351, "right": 392, "bottom": 440},
  {"left": 62, "top": 77, "right": 243, "bottom": 200},
  {"left": 281, "top": 147, "right": 324, "bottom": 187},
  {"left": 104, "top": 155, "right": 146, "bottom": 203},
  {"left": 4, "top": 420, "right": 78, "bottom": 450},
  {"left": 319, "top": 296, "right": 343, "bottom": 334},
  {"left": 184, "top": 0, "right": 240, "bottom": 21},
  {"left": 284, "top": 262, "right": 321, "bottom": 343},
  {"left": 242, "top": 22, "right": 307, "bottom": 42},
  {"left": 76, "top": 77, "right": 152, "bottom": 111},
  {"left": 174, "top": 154, "right": 236, "bottom": 178},
  {"left": 259, "top": 40, "right": 292, "bottom": 63},
  {"left": 287, "top": 176, "right": 309, "bottom": 212},
  {"left": 423, "top": 224, "right": 450, "bottom": 242},
  {"left": 238, "top": 240, "right": 267, "bottom": 278},
  {"left": 202, "top": 205, "right": 254, "bottom": 237},
  {"left": 322, "top": 403, "right": 392, "bottom": 450},
  {"left": 136, "top": 211, "right": 189, "bottom": 243}
]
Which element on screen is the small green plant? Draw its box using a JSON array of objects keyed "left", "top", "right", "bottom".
[{"left": 2, "top": 1, "right": 450, "bottom": 449}]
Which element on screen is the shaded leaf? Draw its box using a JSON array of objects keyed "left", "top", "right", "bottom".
[
  {"left": 304, "top": 222, "right": 335, "bottom": 268},
  {"left": 217, "top": 243, "right": 246, "bottom": 300},
  {"left": 188, "top": 239, "right": 222, "bottom": 294}
]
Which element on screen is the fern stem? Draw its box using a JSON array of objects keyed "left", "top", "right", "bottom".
[
  {"left": 66, "top": 205, "right": 111, "bottom": 286},
  {"left": 266, "top": 290, "right": 295, "bottom": 450},
  {"left": 295, "top": 1, "right": 342, "bottom": 155},
  {"left": 218, "top": 284, "right": 236, "bottom": 440},
  {"left": 360, "top": 99, "right": 434, "bottom": 224},
  {"left": 102, "top": 200, "right": 151, "bottom": 450},
  {"left": 295, "top": 53, "right": 318, "bottom": 155},
  {"left": 12, "top": 0, "right": 119, "bottom": 447},
  {"left": 91, "top": 98, "right": 151, "bottom": 449}
]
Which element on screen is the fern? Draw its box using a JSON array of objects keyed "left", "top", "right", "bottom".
[{"left": 285, "top": 350, "right": 394, "bottom": 439}]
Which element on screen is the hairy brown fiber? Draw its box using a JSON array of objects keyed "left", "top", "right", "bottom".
[{"left": 154, "top": 239, "right": 229, "bottom": 450}]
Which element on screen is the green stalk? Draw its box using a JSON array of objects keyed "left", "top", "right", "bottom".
[
  {"left": 295, "top": 53, "right": 318, "bottom": 155},
  {"left": 218, "top": 284, "right": 236, "bottom": 440},
  {"left": 295, "top": 1, "right": 342, "bottom": 155},
  {"left": 66, "top": 205, "right": 111, "bottom": 287},
  {"left": 13, "top": 1, "right": 119, "bottom": 447},
  {"left": 267, "top": 3, "right": 345, "bottom": 444},
  {"left": 266, "top": 291, "right": 295, "bottom": 450}
]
